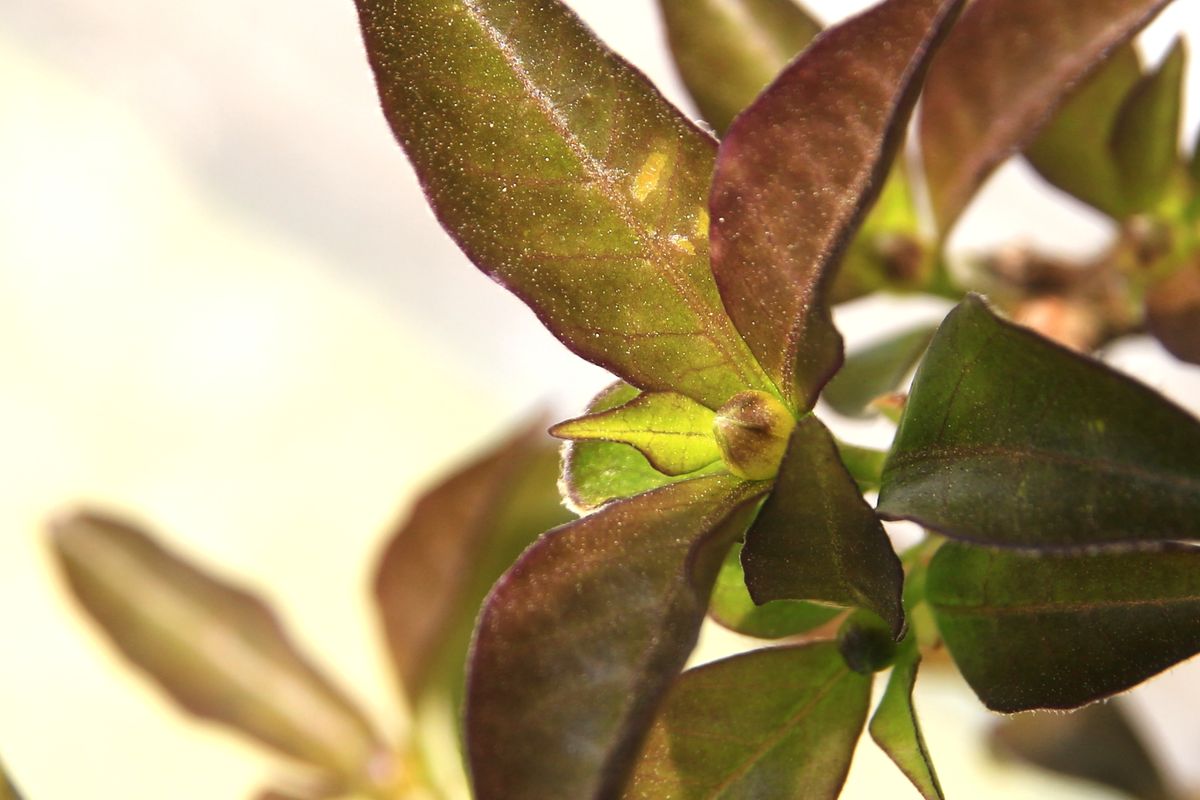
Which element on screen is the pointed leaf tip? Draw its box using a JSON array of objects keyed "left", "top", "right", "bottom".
[{"left": 870, "top": 644, "right": 944, "bottom": 800}]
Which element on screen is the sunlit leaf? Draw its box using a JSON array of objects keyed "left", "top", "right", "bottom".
[
  {"left": 742, "top": 415, "right": 905, "bottom": 636},
  {"left": 560, "top": 382, "right": 723, "bottom": 512},
  {"left": 991, "top": 700, "right": 1174, "bottom": 800},
  {"left": 657, "top": 0, "right": 821, "bottom": 135},
  {"left": 466, "top": 474, "right": 767, "bottom": 799},
  {"left": 927, "top": 541, "right": 1200, "bottom": 712},
  {"left": 623, "top": 643, "right": 870, "bottom": 799},
  {"left": 709, "top": 0, "right": 963, "bottom": 412},
  {"left": 374, "top": 421, "right": 571, "bottom": 705},
  {"left": 1111, "top": 39, "right": 1187, "bottom": 213},
  {"left": 709, "top": 543, "right": 841, "bottom": 640},
  {"left": 879, "top": 295, "right": 1200, "bottom": 548},
  {"left": 50, "top": 512, "right": 388, "bottom": 783},
  {"left": 355, "top": 0, "right": 774, "bottom": 410},
  {"left": 921, "top": 0, "right": 1175, "bottom": 231},
  {"left": 823, "top": 325, "right": 936, "bottom": 418},
  {"left": 1146, "top": 258, "right": 1200, "bottom": 365},
  {"left": 870, "top": 641, "right": 944, "bottom": 800},
  {"left": 551, "top": 391, "right": 722, "bottom": 476}
]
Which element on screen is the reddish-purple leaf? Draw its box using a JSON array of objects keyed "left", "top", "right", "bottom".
[
  {"left": 920, "top": 0, "right": 1175, "bottom": 232},
  {"left": 355, "top": 0, "right": 774, "bottom": 410},
  {"left": 709, "top": 0, "right": 964, "bottom": 412},
  {"left": 466, "top": 474, "right": 767, "bottom": 800}
]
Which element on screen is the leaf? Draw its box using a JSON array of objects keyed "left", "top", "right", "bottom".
[
  {"left": 834, "top": 441, "right": 888, "bottom": 493},
  {"left": 1146, "top": 258, "right": 1200, "bottom": 365},
  {"left": 1111, "top": 39, "right": 1187, "bottom": 213},
  {"left": 822, "top": 325, "right": 937, "bottom": 418},
  {"left": 560, "top": 382, "right": 723, "bottom": 512},
  {"left": 1024, "top": 44, "right": 1143, "bottom": 218},
  {"left": 0, "top": 758, "right": 23, "bottom": 800},
  {"left": 657, "top": 0, "right": 821, "bottom": 135},
  {"left": 709, "top": 0, "right": 964, "bottom": 412},
  {"left": 879, "top": 294, "right": 1200, "bottom": 548},
  {"left": 623, "top": 643, "right": 871, "bottom": 800},
  {"left": 920, "top": 0, "right": 1175, "bottom": 232},
  {"left": 991, "top": 700, "right": 1174, "bottom": 800},
  {"left": 927, "top": 541, "right": 1200, "bottom": 712},
  {"left": 49, "top": 512, "right": 387, "bottom": 783},
  {"left": 741, "top": 415, "right": 905, "bottom": 636},
  {"left": 551, "top": 391, "right": 721, "bottom": 476},
  {"left": 355, "top": 0, "right": 773, "bottom": 410},
  {"left": 374, "top": 421, "right": 572, "bottom": 705},
  {"left": 709, "top": 543, "right": 841, "bottom": 640},
  {"left": 465, "top": 474, "right": 767, "bottom": 800},
  {"left": 870, "top": 641, "right": 944, "bottom": 800}
]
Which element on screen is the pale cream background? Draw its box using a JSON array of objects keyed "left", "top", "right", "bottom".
[{"left": 1, "top": 1, "right": 1198, "bottom": 797}]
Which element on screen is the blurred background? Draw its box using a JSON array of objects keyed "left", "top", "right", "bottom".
[{"left": 1, "top": 0, "right": 1199, "bottom": 797}]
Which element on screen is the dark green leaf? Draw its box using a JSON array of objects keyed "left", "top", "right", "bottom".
[
  {"left": 657, "top": 0, "right": 821, "bottom": 135},
  {"left": 374, "top": 421, "right": 572, "bottom": 705},
  {"left": 823, "top": 325, "right": 936, "bottom": 418},
  {"left": 742, "top": 415, "right": 905, "bottom": 636},
  {"left": 355, "top": 0, "right": 773, "bottom": 410},
  {"left": 1146, "top": 258, "right": 1200, "bottom": 365},
  {"left": 1024, "top": 45, "right": 1143, "bottom": 218},
  {"left": 879, "top": 295, "right": 1200, "bottom": 548},
  {"left": 551, "top": 391, "right": 721, "bottom": 476},
  {"left": 49, "top": 512, "right": 387, "bottom": 784},
  {"left": 0, "top": 758, "right": 23, "bottom": 800},
  {"left": 921, "top": 0, "right": 1175, "bottom": 231},
  {"left": 1112, "top": 39, "right": 1187, "bottom": 213},
  {"left": 870, "top": 641, "right": 944, "bottom": 800},
  {"left": 709, "top": 0, "right": 963, "bottom": 412},
  {"left": 927, "top": 541, "right": 1200, "bottom": 712},
  {"left": 466, "top": 474, "right": 767, "bottom": 800},
  {"left": 560, "top": 382, "right": 723, "bottom": 512},
  {"left": 709, "top": 543, "right": 840, "bottom": 640},
  {"left": 991, "top": 701, "right": 1174, "bottom": 800},
  {"left": 624, "top": 643, "right": 869, "bottom": 799}
]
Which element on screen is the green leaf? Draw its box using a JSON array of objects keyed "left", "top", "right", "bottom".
[
  {"left": 49, "top": 512, "right": 388, "bottom": 785},
  {"left": 374, "top": 421, "right": 572, "bottom": 705},
  {"left": 927, "top": 541, "right": 1200, "bottom": 712},
  {"left": 920, "top": 0, "right": 1175, "bottom": 232},
  {"left": 870, "top": 641, "right": 944, "bottom": 800},
  {"left": 834, "top": 441, "right": 888, "bottom": 493},
  {"left": 0, "top": 758, "right": 23, "bottom": 800},
  {"left": 1024, "top": 44, "right": 1144, "bottom": 218},
  {"left": 822, "top": 325, "right": 937, "bottom": 418},
  {"left": 657, "top": 0, "right": 821, "bottom": 135},
  {"left": 355, "top": 0, "right": 774, "bottom": 410},
  {"left": 623, "top": 643, "right": 871, "bottom": 799},
  {"left": 551, "top": 391, "right": 721, "bottom": 476},
  {"left": 709, "top": 0, "right": 964, "bottom": 412},
  {"left": 1112, "top": 38, "right": 1187, "bottom": 213},
  {"left": 560, "top": 382, "right": 723, "bottom": 512},
  {"left": 466, "top": 474, "right": 767, "bottom": 800},
  {"left": 709, "top": 543, "right": 841, "bottom": 640},
  {"left": 991, "top": 701, "right": 1174, "bottom": 800},
  {"left": 1146, "top": 258, "right": 1200, "bottom": 365},
  {"left": 879, "top": 295, "right": 1200, "bottom": 548},
  {"left": 742, "top": 415, "right": 905, "bottom": 636}
]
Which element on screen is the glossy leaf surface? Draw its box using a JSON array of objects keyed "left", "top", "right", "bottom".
[
  {"left": 1111, "top": 39, "right": 1187, "bottom": 212},
  {"left": 50, "top": 512, "right": 385, "bottom": 780},
  {"left": 742, "top": 415, "right": 905, "bottom": 636},
  {"left": 624, "top": 643, "right": 870, "bottom": 800},
  {"left": 823, "top": 325, "right": 936, "bottom": 418},
  {"left": 1147, "top": 256, "right": 1200, "bottom": 365},
  {"left": 709, "top": 0, "right": 962, "bottom": 412},
  {"left": 709, "top": 543, "right": 841, "bottom": 640},
  {"left": 927, "top": 542, "right": 1200, "bottom": 712},
  {"left": 375, "top": 422, "right": 571, "bottom": 704},
  {"left": 356, "top": 0, "right": 772, "bottom": 410},
  {"left": 466, "top": 474, "right": 766, "bottom": 800},
  {"left": 921, "top": 0, "right": 1174, "bottom": 231},
  {"left": 551, "top": 391, "right": 721, "bottom": 476},
  {"left": 658, "top": 0, "right": 821, "bottom": 135},
  {"left": 560, "top": 382, "right": 721, "bottom": 512},
  {"left": 991, "top": 701, "right": 1173, "bottom": 800},
  {"left": 879, "top": 295, "right": 1200, "bottom": 548},
  {"left": 870, "top": 643, "right": 943, "bottom": 800}
]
